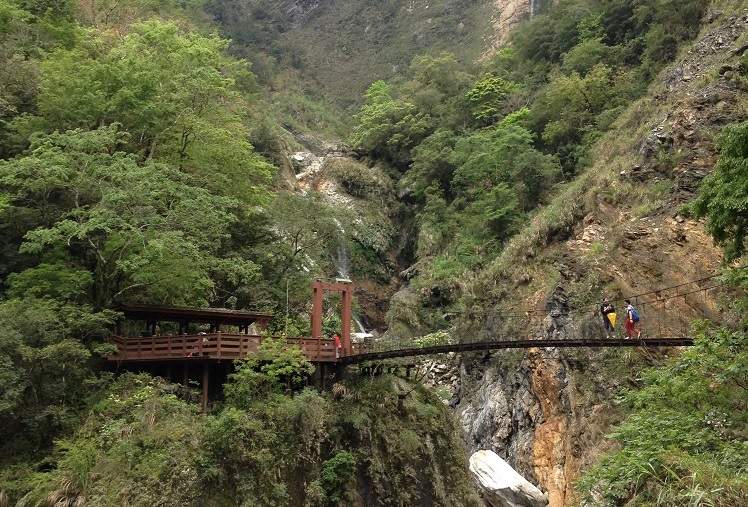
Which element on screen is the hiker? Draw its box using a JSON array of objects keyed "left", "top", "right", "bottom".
[
  {"left": 624, "top": 299, "right": 641, "bottom": 339},
  {"left": 333, "top": 333, "right": 342, "bottom": 359},
  {"left": 187, "top": 332, "right": 209, "bottom": 357},
  {"left": 600, "top": 298, "right": 617, "bottom": 338}
]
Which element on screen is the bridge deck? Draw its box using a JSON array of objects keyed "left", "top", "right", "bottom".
[
  {"left": 339, "top": 337, "right": 693, "bottom": 363},
  {"left": 109, "top": 335, "right": 693, "bottom": 365}
]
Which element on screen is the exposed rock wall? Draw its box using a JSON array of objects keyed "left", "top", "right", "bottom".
[
  {"left": 490, "top": 0, "right": 532, "bottom": 47},
  {"left": 458, "top": 311, "right": 618, "bottom": 506},
  {"left": 485, "top": 0, "right": 555, "bottom": 53}
]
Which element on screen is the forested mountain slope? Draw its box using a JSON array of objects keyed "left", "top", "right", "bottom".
[
  {"left": 0, "top": 0, "right": 483, "bottom": 504},
  {"left": 209, "top": 0, "right": 496, "bottom": 109},
  {"left": 0, "top": 0, "right": 746, "bottom": 505}
]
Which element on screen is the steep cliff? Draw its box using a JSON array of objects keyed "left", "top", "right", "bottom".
[
  {"left": 487, "top": 0, "right": 551, "bottom": 50},
  {"left": 455, "top": 8, "right": 748, "bottom": 505}
]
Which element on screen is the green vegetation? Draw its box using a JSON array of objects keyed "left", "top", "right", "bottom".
[
  {"left": 0, "top": 297, "right": 114, "bottom": 454},
  {"left": 690, "top": 121, "right": 748, "bottom": 260},
  {"left": 351, "top": 0, "right": 709, "bottom": 330},
  {"left": 0, "top": 1, "right": 363, "bottom": 463},
  {"left": 3, "top": 357, "right": 480, "bottom": 506},
  {"left": 579, "top": 320, "right": 748, "bottom": 506},
  {"left": 0, "top": 1, "right": 341, "bottom": 466}
]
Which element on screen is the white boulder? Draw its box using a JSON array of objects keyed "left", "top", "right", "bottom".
[{"left": 469, "top": 450, "right": 548, "bottom": 507}]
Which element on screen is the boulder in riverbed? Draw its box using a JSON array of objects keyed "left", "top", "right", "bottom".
[{"left": 469, "top": 450, "right": 548, "bottom": 507}]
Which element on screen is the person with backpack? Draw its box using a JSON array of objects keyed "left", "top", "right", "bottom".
[
  {"left": 600, "top": 297, "right": 616, "bottom": 338},
  {"left": 624, "top": 299, "right": 641, "bottom": 339}
]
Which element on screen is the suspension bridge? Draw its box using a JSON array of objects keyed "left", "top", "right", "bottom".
[
  {"left": 341, "top": 268, "right": 739, "bottom": 363},
  {"left": 107, "top": 268, "right": 742, "bottom": 410}
]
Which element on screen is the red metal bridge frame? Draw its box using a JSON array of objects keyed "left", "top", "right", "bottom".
[{"left": 311, "top": 279, "right": 353, "bottom": 356}]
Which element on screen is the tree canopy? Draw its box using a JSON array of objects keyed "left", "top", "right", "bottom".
[{"left": 691, "top": 121, "right": 748, "bottom": 261}]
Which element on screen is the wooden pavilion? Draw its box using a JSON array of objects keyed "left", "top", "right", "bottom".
[{"left": 108, "top": 280, "right": 357, "bottom": 411}]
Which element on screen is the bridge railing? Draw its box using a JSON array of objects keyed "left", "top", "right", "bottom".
[
  {"left": 346, "top": 274, "right": 732, "bottom": 359},
  {"left": 108, "top": 334, "right": 339, "bottom": 362}
]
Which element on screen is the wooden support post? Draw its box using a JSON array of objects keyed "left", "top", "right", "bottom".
[
  {"left": 341, "top": 286, "right": 352, "bottom": 356},
  {"left": 311, "top": 281, "right": 324, "bottom": 339},
  {"left": 183, "top": 362, "right": 189, "bottom": 386},
  {"left": 166, "top": 363, "right": 172, "bottom": 381},
  {"left": 201, "top": 363, "right": 210, "bottom": 413}
]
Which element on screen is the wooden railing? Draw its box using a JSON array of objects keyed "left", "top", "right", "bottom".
[{"left": 108, "top": 334, "right": 342, "bottom": 363}]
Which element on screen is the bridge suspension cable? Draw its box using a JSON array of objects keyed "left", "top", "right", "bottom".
[
  {"left": 346, "top": 266, "right": 747, "bottom": 362},
  {"left": 492, "top": 265, "right": 746, "bottom": 319}
]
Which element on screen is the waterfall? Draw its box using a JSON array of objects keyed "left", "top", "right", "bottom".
[
  {"left": 353, "top": 314, "right": 374, "bottom": 341},
  {"left": 332, "top": 218, "right": 351, "bottom": 280},
  {"left": 354, "top": 316, "right": 366, "bottom": 334},
  {"left": 331, "top": 236, "right": 374, "bottom": 341},
  {"left": 530, "top": 0, "right": 539, "bottom": 16},
  {"left": 334, "top": 242, "right": 350, "bottom": 280}
]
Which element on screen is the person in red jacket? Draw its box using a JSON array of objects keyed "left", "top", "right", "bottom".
[
  {"left": 333, "top": 333, "right": 342, "bottom": 359},
  {"left": 624, "top": 299, "right": 641, "bottom": 339}
]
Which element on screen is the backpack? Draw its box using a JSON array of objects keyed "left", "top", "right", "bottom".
[{"left": 630, "top": 307, "right": 640, "bottom": 322}]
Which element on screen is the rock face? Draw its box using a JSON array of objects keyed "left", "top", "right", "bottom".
[
  {"left": 486, "top": 0, "right": 554, "bottom": 52},
  {"left": 490, "top": 0, "right": 532, "bottom": 45},
  {"left": 284, "top": 0, "right": 323, "bottom": 24},
  {"left": 470, "top": 450, "right": 548, "bottom": 507},
  {"left": 458, "top": 312, "right": 611, "bottom": 507}
]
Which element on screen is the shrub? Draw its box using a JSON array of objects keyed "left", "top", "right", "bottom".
[
  {"left": 578, "top": 326, "right": 748, "bottom": 505},
  {"left": 224, "top": 338, "right": 315, "bottom": 402},
  {"left": 319, "top": 451, "right": 357, "bottom": 505},
  {"left": 324, "top": 157, "right": 393, "bottom": 198},
  {"left": 690, "top": 121, "right": 748, "bottom": 260}
]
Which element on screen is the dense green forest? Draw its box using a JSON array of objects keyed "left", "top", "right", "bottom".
[
  {"left": 1, "top": 0, "right": 747, "bottom": 505},
  {"left": 0, "top": 0, "right": 410, "bottom": 503},
  {"left": 350, "top": 0, "right": 710, "bottom": 291}
]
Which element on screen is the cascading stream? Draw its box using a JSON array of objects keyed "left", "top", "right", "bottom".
[{"left": 333, "top": 238, "right": 375, "bottom": 341}]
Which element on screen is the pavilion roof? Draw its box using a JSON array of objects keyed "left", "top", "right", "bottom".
[{"left": 117, "top": 304, "right": 273, "bottom": 326}]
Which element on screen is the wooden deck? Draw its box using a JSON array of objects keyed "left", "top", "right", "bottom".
[
  {"left": 108, "top": 334, "right": 346, "bottom": 363},
  {"left": 108, "top": 333, "right": 694, "bottom": 365}
]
